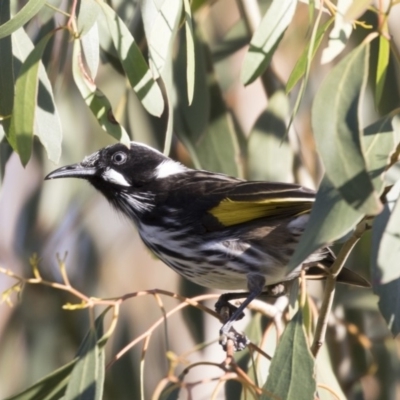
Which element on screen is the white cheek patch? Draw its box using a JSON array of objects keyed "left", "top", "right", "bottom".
[
  {"left": 155, "top": 160, "right": 187, "bottom": 178},
  {"left": 102, "top": 168, "right": 131, "bottom": 186}
]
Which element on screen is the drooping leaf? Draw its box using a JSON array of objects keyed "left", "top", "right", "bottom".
[
  {"left": 363, "top": 112, "right": 400, "bottom": 194},
  {"left": 0, "top": 0, "right": 47, "bottom": 39},
  {"left": 100, "top": 2, "right": 164, "bottom": 117},
  {"left": 10, "top": 28, "right": 62, "bottom": 164},
  {"left": 241, "top": 0, "right": 298, "bottom": 85},
  {"left": 312, "top": 42, "right": 382, "bottom": 215},
  {"left": 183, "top": 0, "right": 195, "bottom": 105},
  {"left": 371, "top": 183, "right": 400, "bottom": 336},
  {"left": 0, "top": 0, "right": 14, "bottom": 139},
  {"left": 140, "top": 0, "right": 182, "bottom": 155},
  {"left": 377, "top": 196, "right": 400, "bottom": 284},
  {"left": 4, "top": 309, "right": 110, "bottom": 400},
  {"left": 77, "top": 0, "right": 100, "bottom": 36},
  {"left": 64, "top": 327, "right": 105, "bottom": 400},
  {"left": 248, "top": 91, "right": 293, "bottom": 182},
  {"left": 286, "top": 17, "right": 333, "bottom": 93},
  {"left": 262, "top": 310, "right": 316, "bottom": 400},
  {"left": 288, "top": 175, "right": 364, "bottom": 271},
  {"left": 80, "top": 21, "right": 100, "bottom": 80},
  {"left": 72, "top": 38, "right": 130, "bottom": 146},
  {"left": 375, "top": 34, "right": 390, "bottom": 106},
  {"left": 8, "top": 32, "right": 54, "bottom": 166},
  {"left": 140, "top": 0, "right": 182, "bottom": 77}
]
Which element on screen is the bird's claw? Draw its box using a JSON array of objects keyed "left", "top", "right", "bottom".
[
  {"left": 215, "top": 300, "right": 245, "bottom": 322},
  {"left": 219, "top": 326, "right": 249, "bottom": 352}
]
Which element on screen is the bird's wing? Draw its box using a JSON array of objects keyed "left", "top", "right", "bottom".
[{"left": 206, "top": 181, "right": 315, "bottom": 227}]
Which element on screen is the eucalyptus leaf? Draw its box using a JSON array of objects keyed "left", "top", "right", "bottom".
[
  {"left": 288, "top": 175, "right": 364, "bottom": 271},
  {"left": 0, "top": 0, "right": 47, "bottom": 39},
  {"left": 100, "top": 2, "right": 164, "bottom": 117},
  {"left": 371, "top": 182, "right": 400, "bottom": 336},
  {"left": 0, "top": 0, "right": 13, "bottom": 138},
  {"left": 77, "top": 0, "right": 100, "bottom": 36},
  {"left": 263, "top": 310, "right": 316, "bottom": 400},
  {"left": 375, "top": 34, "right": 390, "bottom": 106},
  {"left": 241, "top": 0, "right": 298, "bottom": 85},
  {"left": 72, "top": 38, "right": 130, "bottom": 146},
  {"left": 183, "top": 0, "right": 195, "bottom": 105},
  {"left": 248, "top": 91, "right": 293, "bottom": 182},
  {"left": 11, "top": 28, "right": 62, "bottom": 164},
  {"left": 286, "top": 18, "right": 333, "bottom": 93},
  {"left": 312, "top": 42, "right": 382, "bottom": 215},
  {"left": 64, "top": 328, "right": 105, "bottom": 400},
  {"left": 9, "top": 32, "right": 54, "bottom": 166}
]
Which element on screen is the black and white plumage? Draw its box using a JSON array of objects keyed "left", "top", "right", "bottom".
[{"left": 45, "top": 142, "right": 369, "bottom": 350}]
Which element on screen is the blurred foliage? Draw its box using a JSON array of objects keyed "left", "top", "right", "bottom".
[{"left": 1, "top": 0, "right": 400, "bottom": 399}]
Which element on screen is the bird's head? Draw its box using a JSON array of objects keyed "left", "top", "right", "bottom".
[
  {"left": 45, "top": 142, "right": 188, "bottom": 216},
  {"left": 45, "top": 142, "right": 187, "bottom": 188}
]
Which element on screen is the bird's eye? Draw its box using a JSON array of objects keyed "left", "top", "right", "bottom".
[{"left": 112, "top": 152, "right": 127, "bottom": 165}]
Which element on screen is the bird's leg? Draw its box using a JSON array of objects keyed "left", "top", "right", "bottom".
[
  {"left": 218, "top": 274, "right": 266, "bottom": 352},
  {"left": 214, "top": 283, "right": 287, "bottom": 321}
]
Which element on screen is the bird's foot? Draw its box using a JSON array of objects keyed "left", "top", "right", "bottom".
[
  {"left": 219, "top": 325, "right": 249, "bottom": 352},
  {"left": 215, "top": 296, "right": 245, "bottom": 322}
]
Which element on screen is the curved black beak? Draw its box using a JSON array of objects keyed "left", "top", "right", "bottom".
[{"left": 45, "top": 163, "right": 97, "bottom": 180}]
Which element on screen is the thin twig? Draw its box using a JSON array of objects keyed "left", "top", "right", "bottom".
[{"left": 311, "top": 220, "right": 368, "bottom": 356}]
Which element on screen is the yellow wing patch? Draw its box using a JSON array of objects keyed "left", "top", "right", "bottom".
[{"left": 209, "top": 198, "right": 314, "bottom": 226}]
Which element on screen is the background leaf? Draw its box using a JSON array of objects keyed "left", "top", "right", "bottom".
[
  {"left": 312, "top": 42, "right": 382, "bottom": 215},
  {"left": 263, "top": 310, "right": 316, "bottom": 400},
  {"left": 241, "top": 0, "right": 298, "bottom": 85}
]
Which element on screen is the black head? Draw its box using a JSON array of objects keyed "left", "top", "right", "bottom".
[{"left": 45, "top": 142, "right": 187, "bottom": 188}]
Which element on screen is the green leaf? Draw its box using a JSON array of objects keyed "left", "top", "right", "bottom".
[
  {"left": 99, "top": 2, "right": 164, "bottom": 117},
  {"left": 80, "top": 22, "right": 100, "bottom": 80},
  {"left": 241, "top": 0, "right": 298, "bottom": 86},
  {"left": 248, "top": 91, "right": 293, "bottom": 182},
  {"left": 77, "top": 0, "right": 100, "bottom": 36},
  {"left": 312, "top": 42, "right": 383, "bottom": 215},
  {"left": 320, "top": 0, "right": 352, "bottom": 64},
  {"left": 65, "top": 327, "right": 105, "bottom": 400},
  {"left": 139, "top": 0, "right": 182, "bottom": 154},
  {"left": 10, "top": 28, "right": 62, "bottom": 164},
  {"left": 286, "top": 18, "right": 333, "bottom": 93},
  {"left": 363, "top": 112, "right": 400, "bottom": 194},
  {"left": 0, "top": 0, "right": 14, "bottom": 139},
  {"left": 262, "top": 311, "right": 316, "bottom": 400},
  {"left": 377, "top": 195, "right": 400, "bottom": 284},
  {"left": 9, "top": 32, "right": 54, "bottom": 166},
  {"left": 140, "top": 0, "right": 182, "bottom": 77},
  {"left": 0, "top": 0, "right": 47, "bottom": 39},
  {"left": 5, "top": 309, "right": 110, "bottom": 400},
  {"left": 288, "top": 175, "right": 364, "bottom": 271},
  {"left": 371, "top": 183, "right": 400, "bottom": 335},
  {"left": 175, "top": 27, "right": 243, "bottom": 176},
  {"left": 72, "top": 38, "right": 130, "bottom": 146},
  {"left": 183, "top": 0, "right": 195, "bottom": 105},
  {"left": 4, "top": 359, "right": 77, "bottom": 400},
  {"left": 375, "top": 34, "right": 390, "bottom": 106}
]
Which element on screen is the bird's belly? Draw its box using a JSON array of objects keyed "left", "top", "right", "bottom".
[{"left": 138, "top": 224, "right": 291, "bottom": 290}]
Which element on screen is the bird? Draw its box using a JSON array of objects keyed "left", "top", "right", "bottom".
[{"left": 45, "top": 141, "right": 369, "bottom": 350}]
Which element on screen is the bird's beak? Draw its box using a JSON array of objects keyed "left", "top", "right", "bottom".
[{"left": 45, "top": 163, "right": 97, "bottom": 180}]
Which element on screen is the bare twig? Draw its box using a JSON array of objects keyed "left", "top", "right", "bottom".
[{"left": 311, "top": 220, "right": 368, "bottom": 356}]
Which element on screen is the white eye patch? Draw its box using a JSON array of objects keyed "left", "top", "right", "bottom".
[{"left": 102, "top": 168, "right": 131, "bottom": 186}]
